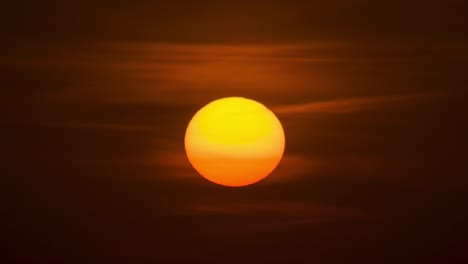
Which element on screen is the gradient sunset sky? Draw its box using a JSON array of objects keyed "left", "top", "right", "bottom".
[{"left": 2, "top": 1, "right": 468, "bottom": 263}]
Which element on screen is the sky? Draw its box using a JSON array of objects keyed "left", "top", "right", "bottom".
[{"left": 2, "top": 1, "right": 468, "bottom": 263}]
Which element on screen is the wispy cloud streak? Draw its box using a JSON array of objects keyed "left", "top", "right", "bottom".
[{"left": 273, "top": 93, "right": 440, "bottom": 115}]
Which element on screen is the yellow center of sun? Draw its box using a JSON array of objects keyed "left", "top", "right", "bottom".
[{"left": 197, "top": 97, "right": 274, "bottom": 145}]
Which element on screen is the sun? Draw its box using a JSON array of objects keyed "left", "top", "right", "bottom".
[{"left": 184, "top": 97, "right": 285, "bottom": 187}]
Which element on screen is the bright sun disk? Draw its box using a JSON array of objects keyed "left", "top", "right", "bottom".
[{"left": 184, "top": 97, "right": 285, "bottom": 187}]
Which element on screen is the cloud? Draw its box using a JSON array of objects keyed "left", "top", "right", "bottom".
[
  {"left": 6, "top": 40, "right": 455, "bottom": 107},
  {"left": 185, "top": 200, "right": 360, "bottom": 218},
  {"left": 34, "top": 121, "right": 158, "bottom": 132},
  {"left": 171, "top": 199, "right": 363, "bottom": 239},
  {"left": 273, "top": 93, "right": 440, "bottom": 115}
]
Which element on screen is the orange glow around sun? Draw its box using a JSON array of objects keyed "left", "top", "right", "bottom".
[{"left": 184, "top": 97, "right": 285, "bottom": 187}]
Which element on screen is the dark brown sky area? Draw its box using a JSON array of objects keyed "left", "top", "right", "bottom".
[{"left": 2, "top": 1, "right": 468, "bottom": 263}]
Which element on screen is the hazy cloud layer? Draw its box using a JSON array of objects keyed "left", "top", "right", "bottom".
[{"left": 3, "top": 1, "right": 467, "bottom": 262}]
